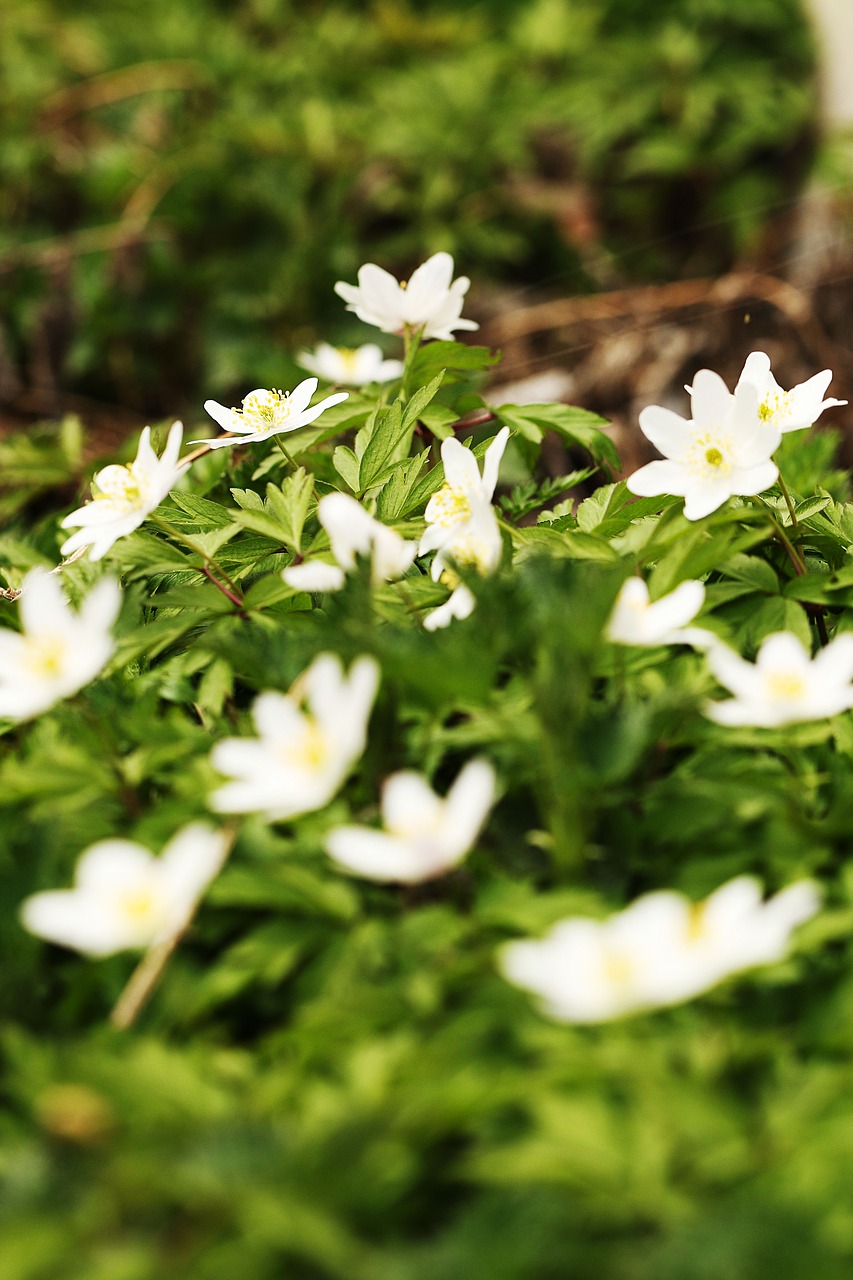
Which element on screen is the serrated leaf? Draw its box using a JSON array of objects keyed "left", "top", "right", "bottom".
[
  {"left": 265, "top": 468, "right": 314, "bottom": 553},
  {"left": 497, "top": 403, "right": 619, "bottom": 469},
  {"left": 411, "top": 341, "right": 498, "bottom": 381},
  {"left": 333, "top": 445, "right": 361, "bottom": 492}
]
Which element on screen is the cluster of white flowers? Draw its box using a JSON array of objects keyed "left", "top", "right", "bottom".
[
  {"left": 501, "top": 877, "right": 820, "bottom": 1023},
  {"left": 627, "top": 355, "right": 846, "bottom": 520},
  {"left": 7, "top": 253, "right": 846, "bottom": 1036}
]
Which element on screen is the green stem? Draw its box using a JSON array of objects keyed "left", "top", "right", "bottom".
[
  {"left": 752, "top": 497, "right": 806, "bottom": 576},
  {"left": 273, "top": 435, "right": 297, "bottom": 469},
  {"left": 777, "top": 473, "right": 800, "bottom": 535},
  {"left": 148, "top": 514, "right": 244, "bottom": 602}
]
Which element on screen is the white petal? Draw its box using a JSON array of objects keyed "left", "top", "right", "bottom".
[
  {"left": 626, "top": 460, "right": 689, "bottom": 499},
  {"left": 481, "top": 427, "right": 510, "bottom": 501},
  {"left": 282, "top": 561, "right": 346, "bottom": 592},
  {"left": 637, "top": 405, "right": 689, "bottom": 458},
  {"left": 325, "top": 828, "right": 433, "bottom": 883},
  {"left": 443, "top": 759, "right": 496, "bottom": 854},
  {"left": 20, "top": 890, "right": 146, "bottom": 956},
  {"left": 690, "top": 369, "right": 735, "bottom": 428}
]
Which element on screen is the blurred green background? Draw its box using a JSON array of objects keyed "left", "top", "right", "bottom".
[{"left": 1, "top": 0, "right": 818, "bottom": 418}]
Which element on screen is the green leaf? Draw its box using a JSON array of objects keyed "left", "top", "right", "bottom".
[
  {"left": 333, "top": 445, "right": 361, "bottom": 492},
  {"left": 265, "top": 468, "right": 315, "bottom": 553},
  {"left": 411, "top": 341, "right": 498, "bottom": 381},
  {"left": 497, "top": 403, "right": 619, "bottom": 469}
]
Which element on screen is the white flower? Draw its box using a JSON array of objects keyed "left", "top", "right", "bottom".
[
  {"left": 500, "top": 876, "right": 820, "bottom": 1024},
  {"left": 60, "top": 421, "right": 188, "bottom": 561},
  {"left": 705, "top": 630, "right": 853, "bottom": 727},
  {"left": 418, "top": 429, "right": 509, "bottom": 623},
  {"left": 627, "top": 369, "right": 780, "bottom": 521},
  {"left": 423, "top": 584, "right": 476, "bottom": 632},
  {"left": 209, "top": 653, "right": 379, "bottom": 820},
  {"left": 198, "top": 380, "right": 348, "bottom": 450},
  {"left": 282, "top": 494, "right": 418, "bottom": 594},
  {"left": 296, "top": 343, "right": 404, "bottom": 386},
  {"left": 325, "top": 759, "right": 496, "bottom": 883},
  {"left": 605, "top": 577, "right": 705, "bottom": 647},
  {"left": 20, "top": 823, "right": 229, "bottom": 957},
  {"left": 334, "top": 252, "right": 479, "bottom": 340},
  {"left": 0, "top": 571, "right": 121, "bottom": 722},
  {"left": 735, "top": 351, "right": 846, "bottom": 433}
]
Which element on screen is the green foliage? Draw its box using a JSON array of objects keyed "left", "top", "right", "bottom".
[
  {"left": 0, "top": 0, "right": 817, "bottom": 411},
  {"left": 2, "top": 308, "right": 853, "bottom": 1279}
]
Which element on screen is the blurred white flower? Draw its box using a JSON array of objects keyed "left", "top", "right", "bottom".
[
  {"left": 60, "top": 421, "right": 188, "bottom": 561},
  {"left": 422, "top": 584, "right": 476, "bottom": 632},
  {"left": 605, "top": 577, "right": 706, "bottom": 647},
  {"left": 198, "top": 380, "right": 348, "bottom": 450},
  {"left": 500, "top": 876, "right": 820, "bottom": 1024},
  {"left": 735, "top": 351, "right": 846, "bottom": 433},
  {"left": 282, "top": 493, "right": 418, "bottom": 594},
  {"left": 325, "top": 758, "right": 496, "bottom": 883},
  {"left": 296, "top": 342, "right": 403, "bottom": 386},
  {"left": 209, "top": 653, "right": 379, "bottom": 820},
  {"left": 334, "top": 252, "right": 478, "bottom": 340},
  {"left": 418, "top": 428, "right": 509, "bottom": 627},
  {"left": 0, "top": 571, "right": 121, "bottom": 722},
  {"left": 20, "top": 823, "right": 229, "bottom": 957},
  {"left": 705, "top": 630, "right": 853, "bottom": 727},
  {"left": 627, "top": 369, "right": 779, "bottom": 521}
]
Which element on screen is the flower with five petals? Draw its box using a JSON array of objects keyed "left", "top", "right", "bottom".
[
  {"left": 198, "top": 380, "right": 348, "bottom": 450},
  {"left": 296, "top": 342, "right": 403, "bottom": 386},
  {"left": 334, "top": 252, "right": 478, "bottom": 341},
  {"left": 209, "top": 653, "right": 379, "bottom": 820},
  {"left": 627, "top": 369, "right": 779, "bottom": 521},
  {"left": 704, "top": 630, "right": 853, "bottom": 727},
  {"left": 0, "top": 570, "right": 121, "bottom": 722},
  {"left": 20, "top": 823, "right": 229, "bottom": 956},
  {"left": 61, "top": 421, "right": 188, "bottom": 561}
]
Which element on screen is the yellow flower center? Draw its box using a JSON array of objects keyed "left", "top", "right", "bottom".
[
  {"left": 758, "top": 391, "right": 792, "bottom": 424},
  {"left": 685, "top": 902, "right": 709, "bottom": 944},
  {"left": 120, "top": 887, "right": 161, "bottom": 924},
  {"left": 23, "top": 636, "right": 67, "bottom": 680},
  {"left": 238, "top": 389, "right": 292, "bottom": 434},
  {"left": 766, "top": 670, "right": 806, "bottom": 700},
  {"left": 280, "top": 720, "right": 330, "bottom": 773},
  {"left": 602, "top": 948, "right": 634, "bottom": 986},
  {"left": 92, "top": 462, "right": 149, "bottom": 513},
  {"left": 684, "top": 431, "right": 734, "bottom": 480},
  {"left": 337, "top": 348, "right": 360, "bottom": 374},
  {"left": 427, "top": 485, "right": 472, "bottom": 528}
]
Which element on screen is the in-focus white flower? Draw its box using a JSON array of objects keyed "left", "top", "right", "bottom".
[
  {"left": 296, "top": 343, "right": 404, "bottom": 386},
  {"left": 705, "top": 630, "right": 853, "bottom": 727},
  {"left": 0, "top": 571, "right": 121, "bottom": 722},
  {"left": 735, "top": 351, "right": 846, "bottom": 434},
  {"left": 334, "top": 252, "right": 478, "bottom": 341},
  {"left": 198, "top": 380, "right": 348, "bottom": 450},
  {"left": 20, "top": 823, "right": 229, "bottom": 957},
  {"left": 325, "top": 758, "right": 496, "bottom": 883},
  {"left": 500, "top": 876, "right": 820, "bottom": 1024},
  {"left": 627, "top": 370, "right": 779, "bottom": 521},
  {"left": 605, "top": 577, "right": 706, "bottom": 647},
  {"left": 61, "top": 422, "right": 188, "bottom": 561},
  {"left": 209, "top": 653, "right": 379, "bottom": 820},
  {"left": 282, "top": 494, "right": 418, "bottom": 594},
  {"left": 418, "top": 428, "right": 509, "bottom": 627}
]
